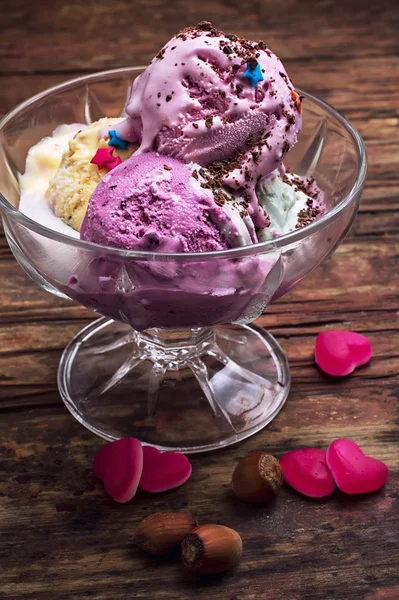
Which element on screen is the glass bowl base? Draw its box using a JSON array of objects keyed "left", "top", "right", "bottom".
[{"left": 58, "top": 318, "right": 290, "bottom": 453}]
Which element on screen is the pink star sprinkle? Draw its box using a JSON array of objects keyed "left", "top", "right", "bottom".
[
  {"left": 90, "top": 147, "right": 116, "bottom": 170},
  {"left": 106, "top": 156, "right": 122, "bottom": 170}
]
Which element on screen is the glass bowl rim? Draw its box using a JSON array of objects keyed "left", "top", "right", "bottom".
[{"left": 0, "top": 66, "right": 367, "bottom": 262}]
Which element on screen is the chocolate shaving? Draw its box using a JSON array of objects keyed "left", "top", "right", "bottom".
[
  {"left": 196, "top": 21, "right": 213, "bottom": 31},
  {"left": 174, "top": 22, "right": 273, "bottom": 68},
  {"left": 279, "top": 71, "right": 289, "bottom": 86},
  {"left": 282, "top": 109, "right": 296, "bottom": 125},
  {"left": 205, "top": 115, "right": 213, "bottom": 129},
  {"left": 296, "top": 205, "right": 321, "bottom": 228},
  {"left": 283, "top": 172, "right": 321, "bottom": 201},
  {"left": 248, "top": 57, "right": 258, "bottom": 69}
]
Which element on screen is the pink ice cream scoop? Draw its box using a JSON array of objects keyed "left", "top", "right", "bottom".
[
  {"left": 115, "top": 22, "right": 302, "bottom": 229},
  {"left": 80, "top": 152, "right": 248, "bottom": 252},
  {"left": 73, "top": 152, "right": 275, "bottom": 331}
]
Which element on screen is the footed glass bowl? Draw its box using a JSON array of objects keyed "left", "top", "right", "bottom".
[{"left": 0, "top": 68, "right": 367, "bottom": 452}]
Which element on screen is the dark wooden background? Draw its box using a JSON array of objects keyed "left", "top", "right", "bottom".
[{"left": 1, "top": 1, "right": 398, "bottom": 599}]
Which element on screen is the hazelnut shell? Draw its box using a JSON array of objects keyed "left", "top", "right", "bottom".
[
  {"left": 181, "top": 524, "right": 242, "bottom": 574},
  {"left": 135, "top": 512, "right": 198, "bottom": 556},
  {"left": 232, "top": 451, "right": 283, "bottom": 503}
]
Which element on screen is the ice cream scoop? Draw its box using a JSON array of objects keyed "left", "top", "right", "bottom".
[
  {"left": 47, "top": 118, "right": 137, "bottom": 231},
  {"left": 80, "top": 152, "right": 253, "bottom": 252},
  {"left": 257, "top": 170, "right": 324, "bottom": 240},
  {"left": 115, "top": 22, "right": 302, "bottom": 228},
  {"left": 19, "top": 123, "right": 83, "bottom": 238}
]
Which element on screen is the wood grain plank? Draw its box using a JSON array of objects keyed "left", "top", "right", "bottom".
[
  {"left": 1, "top": 0, "right": 399, "bottom": 73},
  {"left": 0, "top": 406, "right": 397, "bottom": 600}
]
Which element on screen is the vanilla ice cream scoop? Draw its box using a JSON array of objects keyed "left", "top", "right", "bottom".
[{"left": 47, "top": 118, "right": 137, "bottom": 231}]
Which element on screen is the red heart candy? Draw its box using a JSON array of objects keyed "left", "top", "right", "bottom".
[
  {"left": 93, "top": 437, "right": 143, "bottom": 503},
  {"left": 314, "top": 330, "right": 372, "bottom": 376},
  {"left": 279, "top": 448, "right": 335, "bottom": 498},
  {"left": 326, "top": 439, "right": 388, "bottom": 494},
  {"left": 139, "top": 446, "right": 192, "bottom": 493}
]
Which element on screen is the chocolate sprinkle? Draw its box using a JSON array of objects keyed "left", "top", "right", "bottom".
[{"left": 165, "top": 95, "right": 172, "bottom": 102}]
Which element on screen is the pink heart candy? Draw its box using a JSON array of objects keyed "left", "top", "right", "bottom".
[
  {"left": 326, "top": 439, "right": 388, "bottom": 494},
  {"left": 139, "top": 446, "right": 192, "bottom": 493},
  {"left": 93, "top": 438, "right": 143, "bottom": 503},
  {"left": 314, "top": 330, "right": 372, "bottom": 376},
  {"left": 279, "top": 448, "right": 335, "bottom": 498}
]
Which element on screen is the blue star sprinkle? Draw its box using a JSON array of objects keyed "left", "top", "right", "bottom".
[
  {"left": 243, "top": 59, "right": 264, "bottom": 87},
  {"left": 108, "top": 129, "right": 128, "bottom": 150}
]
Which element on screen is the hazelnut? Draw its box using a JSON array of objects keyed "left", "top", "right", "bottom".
[
  {"left": 135, "top": 512, "right": 198, "bottom": 556},
  {"left": 181, "top": 524, "right": 242, "bottom": 574},
  {"left": 232, "top": 451, "right": 283, "bottom": 503}
]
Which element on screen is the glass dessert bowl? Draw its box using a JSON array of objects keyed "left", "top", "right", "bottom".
[{"left": 0, "top": 67, "right": 366, "bottom": 452}]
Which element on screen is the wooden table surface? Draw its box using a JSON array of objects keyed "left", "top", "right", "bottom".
[{"left": 1, "top": 1, "right": 398, "bottom": 599}]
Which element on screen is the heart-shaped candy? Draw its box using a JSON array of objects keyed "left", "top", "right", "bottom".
[
  {"left": 326, "top": 439, "right": 388, "bottom": 494},
  {"left": 314, "top": 330, "right": 372, "bottom": 376},
  {"left": 93, "top": 437, "right": 143, "bottom": 503},
  {"left": 279, "top": 448, "right": 335, "bottom": 498},
  {"left": 139, "top": 446, "right": 192, "bottom": 493}
]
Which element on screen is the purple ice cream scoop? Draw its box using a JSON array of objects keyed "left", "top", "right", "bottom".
[
  {"left": 74, "top": 152, "right": 279, "bottom": 330},
  {"left": 80, "top": 152, "right": 252, "bottom": 252},
  {"left": 114, "top": 21, "right": 302, "bottom": 229}
]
